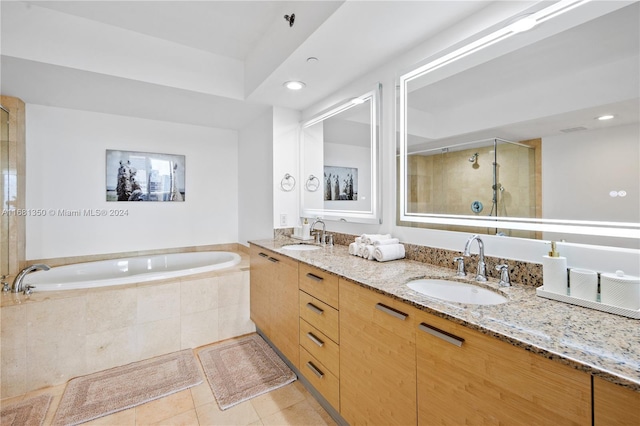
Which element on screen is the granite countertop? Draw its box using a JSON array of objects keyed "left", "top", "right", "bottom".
[{"left": 250, "top": 238, "right": 640, "bottom": 391}]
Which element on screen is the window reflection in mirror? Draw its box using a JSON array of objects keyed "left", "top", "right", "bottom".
[
  {"left": 301, "top": 84, "right": 381, "bottom": 223},
  {"left": 399, "top": 2, "right": 639, "bottom": 247}
]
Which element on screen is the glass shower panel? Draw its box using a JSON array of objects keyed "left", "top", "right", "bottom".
[{"left": 1, "top": 106, "right": 9, "bottom": 276}]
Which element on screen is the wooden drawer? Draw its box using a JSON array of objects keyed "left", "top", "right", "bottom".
[
  {"left": 299, "top": 291, "right": 339, "bottom": 343},
  {"left": 299, "top": 319, "right": 339, "bottom": 377},
  {"left": 300, "top": 346, "right": 340, "bottom": 410},
  {"left": 339, "top": 279, "right": 415, "bottom": 341},
  {"left": 299, "top": 264, "right": 339, "bottom": 309}
]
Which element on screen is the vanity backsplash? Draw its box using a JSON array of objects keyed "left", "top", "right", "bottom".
[{"left": 274, "top": 228, "right": 543, "bottom": 287}]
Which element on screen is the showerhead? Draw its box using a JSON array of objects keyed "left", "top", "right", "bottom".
[{"left": 468, "top": 153, "right": 479, "bottom": 162}]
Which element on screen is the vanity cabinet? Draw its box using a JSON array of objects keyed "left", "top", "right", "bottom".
[
  {"left": 593, "top": 376, "right": 640, "bottom": 425},
  {"left": 414, "top": 309, "right": 591, "bottom": 425},
  {"left": 298, "top": 264, "right": 341, "bottom": 410},
  {"left": 339, "top": 280, "right": 417, "bottom": 425},
  {"left": 249, "top": 246, "right": 299, "bottom": 368}
]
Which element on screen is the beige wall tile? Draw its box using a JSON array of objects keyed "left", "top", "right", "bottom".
[
  {"left": 1, "top": 304, "right": 26, "bottom": 350},
  {"left": 137, "top": 282, "right": 180, "bottom": 324},
  {"left": 218, "top": 304, "right": 254, "bottom": 341},
  {"left": 218, "top": 271, "right": 250, "bottom": 307},
  {"left": 180, "top": 309, "right": 218, "bottom": 349},
  {"left": 0, "top": 346, "right": 27, "bottom": 398},
  {"left": 180, "top": 276, "right": 218, "bottom": 314},
  {"left": 26, "top": 296, "right": 86, "bottom": 349},
  {"left": 137, "top": 317, "right": 180, "bottom": 359},
  {"left": 86, "top": 286, "right": 137, "bottom": 334},
  {"left": 26, "top": 339, "right": 87, "bottom": 391},
  {"left": 85, "top": 326, "right": 137, "bottom": 373}
]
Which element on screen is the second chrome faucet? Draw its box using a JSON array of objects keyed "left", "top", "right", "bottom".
[{"left": 463, "top": 234, "right": 487, "bottom": 282}]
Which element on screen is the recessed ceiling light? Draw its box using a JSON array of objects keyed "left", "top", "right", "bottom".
[
  {"left": 284, "top": 81, "right": 305, "bottom": 90},
  {"left": 597, "top": 114, "right": 614, "bottom": 121}
]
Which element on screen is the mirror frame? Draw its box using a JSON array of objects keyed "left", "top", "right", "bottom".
[
  {"left": 398, "top": 0, "right": 640, "bottom": 241},
  {"left": 300, "top": 83, "right": 382, "bottom": 224}
]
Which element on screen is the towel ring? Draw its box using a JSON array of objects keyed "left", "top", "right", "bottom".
[
  {"left": 280, "top": 173, "right": 296, "bottom": 192},
  {"left": 305, "top": 175, "right": 320, "bottom": 192}
]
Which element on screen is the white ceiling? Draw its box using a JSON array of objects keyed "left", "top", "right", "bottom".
[{"left": 0, "top": 0, "right": 491, "bottom": 130}]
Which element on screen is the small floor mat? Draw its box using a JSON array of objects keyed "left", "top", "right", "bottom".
[
  {"left": 1, "top": 394, "right": 52, "bottom": 426},
  {"left": 52, "top": 349, "right": 202, "bottom": 425},
  {"left": 197, "top": 334, "right": 296, "bottom": 410}
]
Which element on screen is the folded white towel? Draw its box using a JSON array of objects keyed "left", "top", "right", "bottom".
[
  {"left": 363, "top": 244, "right": 376, "bottom": 260},
  {"left": 349, "top": 242, "right": 358, "bottom": 255},
  {"left": 361, "top": 233, "right": 392, "bottom": 244},
  {"left": 373, "top": 237, "right": 400, "bottom": 246},
  {"left": 374, "top": 244, "right": 405, "bottom": 262}
]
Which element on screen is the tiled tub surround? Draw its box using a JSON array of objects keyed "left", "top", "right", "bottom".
[
  {"left": 255, "top": 238, "right": 640, "bottom": 391},
  {"left": 0, "top": 250, "right": 254, "bottom": 399}
]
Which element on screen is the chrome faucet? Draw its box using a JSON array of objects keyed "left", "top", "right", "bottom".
[
  {"left": 12, "top": 264, "right": 50, "bottom": 294},
  {"left": 463, "top": 234, "right": 487, "bottom": 282},
  {"left": 310, "top": 217, "right": 326, "bottom": 244}
]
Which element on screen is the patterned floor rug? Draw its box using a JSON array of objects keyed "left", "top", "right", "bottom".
[
  {"left": 198, "top": 334, "right": 296, "bottom": 410},
  {"left": 1, "top": 394, "right": 52, "bottom": 426},
  {"left": 52, "top": 349, "right": 202, "bottom": 425}
]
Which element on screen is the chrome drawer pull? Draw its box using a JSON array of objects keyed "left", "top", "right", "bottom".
[
  {"left": 375, "top": 303, "right": 408, "bottom": 321},
  {"left": 306, "top": 361, "right": 324, "bottom": 379},
  {"left": 307, "top": 332, "right": 325, "bottom": 347},
  {"left": 306, "top": 273, "right": 324, "bottom": 282},
  {"left": 268, "top": 257, "right": 279, "bottom": 263},
  {"left": 419, "top": 323, "right": 464, "bottom": 347},
  {"left": 306, "top": 303, "right": 324, "bottom": 315},
  {"left": 258, "top": 252, "right": 269, "bottom": 258}
]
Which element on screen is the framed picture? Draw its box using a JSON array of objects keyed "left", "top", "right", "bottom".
[
  {"left": 106, "top": 150, "right": 185, "bottom": 202},
  {"left": 323, "top": 165, "right": 358, "bottom": 201}
]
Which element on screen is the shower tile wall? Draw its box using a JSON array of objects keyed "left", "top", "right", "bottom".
[{"left": 0, "top": 263, "right": 254, "bottom": 399}]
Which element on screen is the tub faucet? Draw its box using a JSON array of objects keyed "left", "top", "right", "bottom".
[
  {"left": 463, "top": 234, "right": 487, "bottom": 282},
  {"left": 12, "top": 264, "right": 50, "bottom": 294},
  {"left": 310, "top": 217, "right": 326, "bottom": 244}
]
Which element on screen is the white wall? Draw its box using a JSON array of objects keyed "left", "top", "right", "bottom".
[
  {"left": 238, "top": 109, "right": 274, "bottom": 246},
  {"left": 273, "top": 107, "right": 301, "bottom": 229},
  {"left": 25, "top": 105, "right": 239, "bottom": 259},
  {"left": 288, "top": 2, "right": 640, "bottom": 275}
]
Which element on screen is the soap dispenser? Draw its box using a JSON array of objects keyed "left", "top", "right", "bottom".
[{"left": 542, "top": 241, "right": 568, "bottom": 295}]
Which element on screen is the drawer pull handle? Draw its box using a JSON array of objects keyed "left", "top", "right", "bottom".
[
  {"left": 306, "top": 361, "right": 324, "bottom": 379},
  {"left": 307, "top": 332, "right": 325, "bottom": 347},
  {"left": 375, "top": 303, "right": 408, "bottom": 321},
  {"left": 258, "top": 252, "right": 269, "bottom": 258},
  {"left": 306, "top": 273, "right": 324, "bottom": 282},
  {"left": 306, "top": 303, "right": 324, "bottom": 315},
  {"left": 419, "top": 323, "right": 464, "bottom": 347},
  {"left": 268, "top": 257, "right": 279, "bottom": 263}
]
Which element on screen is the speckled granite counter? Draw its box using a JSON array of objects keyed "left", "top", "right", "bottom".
[{"left": 250, "top": 239, "right": 640, "bottom": 391}]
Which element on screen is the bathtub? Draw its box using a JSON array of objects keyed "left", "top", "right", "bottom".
[{"left": 23, "top": 251, "right": 242, "bottom": 291}]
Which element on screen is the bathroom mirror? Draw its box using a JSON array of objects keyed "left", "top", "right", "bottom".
[
  {"left": 301, "top": 84, "right": 381, "bottom": 223},
  {"left": 399, "top": 1, "right": 639, "bottom": 247}
]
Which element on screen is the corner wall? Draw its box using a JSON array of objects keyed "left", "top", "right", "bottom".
[{"left": 25, "top": 105, "right": 239, "bottom": 259}]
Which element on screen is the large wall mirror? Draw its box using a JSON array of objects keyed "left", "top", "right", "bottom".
[
  {"left": 399, "top": 1, "right": 639, "bottom": 248},
  {"left": 301, "top": 84, "right": 381, "bottom": 223}
]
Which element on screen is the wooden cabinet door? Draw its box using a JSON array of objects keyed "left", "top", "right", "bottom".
[
  {"left": 249, "top": 245, "right": 272, "bottom": 336},
  {"left": 415, "top": 310, "right": 591, "bottom": 425},
  {"left": 594, "top": 376, "right": 640, "bottom": 425},
  {"left": 268, "top": 251, "right": 300, "bottom": 369},
  {"left": 339, "top": 279, "right": 417, "bottom": 425}
]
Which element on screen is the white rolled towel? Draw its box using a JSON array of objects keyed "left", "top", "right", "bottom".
[
  {"left": 373, "top": 237, "right": 400, "bottom": 246},
  {"left": 355, "top": 237, "right": 364, "bottom": 244},
  {"left": 363, "top": 244, "right": 376, "bottom": 260},
  {"left": 374, "top": 244, "right": 405, "bottom": 262},
  {"left": 361, "top": 233, "right": 392, "bottom": 244},
  {"left": 348, "top": 242, "right": 358, "bottom": 255},
  {"left": 356, "top": 243, "right": 366, "bottom": 257}
]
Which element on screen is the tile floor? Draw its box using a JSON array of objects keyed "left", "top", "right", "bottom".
[{"left": 1, "top": 344, "right": 337, "bottom": 426}]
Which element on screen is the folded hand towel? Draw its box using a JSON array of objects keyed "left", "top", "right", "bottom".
[
  {"left": 374, "top": 244, "right": 405, "bottom": 262},
  {"left": 361, "top": 233, "right": 392, "bottom": 244},
  {"left": 363, "top": 244, "right": 376, "bottom": 260},
  {"left": 373, "top": 237, "right": 400, "bottom": 246},
  {"left": 349, "top": 242, "right": 358, "bottom": 255}
]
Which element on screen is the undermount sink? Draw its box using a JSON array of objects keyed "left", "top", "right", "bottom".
[
  {"left": 407, "top": 279, "right": 507, "bottom": 305},
  {"left": 281, "top": 244, "right": 321, "bottom": 251}
]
